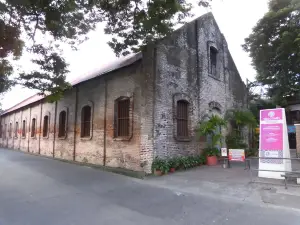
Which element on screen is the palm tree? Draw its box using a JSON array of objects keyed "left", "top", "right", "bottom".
[{"left": 197, "top": 115, "right": 227, "bottom": 156}]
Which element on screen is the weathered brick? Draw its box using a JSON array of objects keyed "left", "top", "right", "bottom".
[
  {"left": 152, "top": 13, "right": 247, "bottom": 159},
  {"left": 0, "top": 13, "right": 247, "bottom": 175}
]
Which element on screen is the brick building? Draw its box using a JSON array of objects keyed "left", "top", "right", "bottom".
[{"left": 0, "top": 13, "right": 247, "bottom": 173}]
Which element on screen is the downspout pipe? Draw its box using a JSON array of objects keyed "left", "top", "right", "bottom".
[
  {"left": 73, "top": 86, "right": 79, "bottom": 161},
  {"left": 103, "top": 80, "right": 107, "bottom": 166},
  {"left": 28, "top": 107, "right": 31, "bottom": 152},
  {"left": 38, "top": 102, "right": 43, "bottom": 154},
  {"left": 53, "top": 101, "right": 57, "bottom": 158}
]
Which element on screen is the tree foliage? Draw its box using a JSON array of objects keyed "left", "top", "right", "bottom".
[
  {"left": 225, "top": 109, "right": 257, "bottom": 129},
  {"left": 0, "top": 0, "right": 211, "bottom": 99},
  {"left": 197, "top": 115, "right": 227, "bottom": 150},
  {"left": 249, "top": 98, "right": 276, "bottom": 123},
  {"left": 243, "top": 0, "right": 300, "bottom": 105}
]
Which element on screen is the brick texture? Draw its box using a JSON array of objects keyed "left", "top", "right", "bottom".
[
  {"left": 152, "top": 13, "right": 247, "bottom": 159},
  {"left": 0, "top": 13, "right": 247, "bottom": 174}
]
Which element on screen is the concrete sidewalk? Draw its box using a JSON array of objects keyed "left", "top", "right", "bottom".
[{"left": 142, "top": 165, "right": 300, "bottom": 211}]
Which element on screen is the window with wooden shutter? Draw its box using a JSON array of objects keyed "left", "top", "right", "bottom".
[
  {"left": 4, "top": 124, "right": 7, "bottom": 138},
  {"left": 177, "top": 100, "right": 189, "bottom": 138},
  {"left": 117, "top": 98, "right": 130, "bottom": 137},
  {"left": 9, "top": 123, "right": 12, "bottom": 138},
  {"left": 58, "top": 111, "right": 67, "bottom": 138},
  {"left": 31, "top": 118, "right": 36, "bottom": 137},
  {"left": 43, "top": 116, "right": 49, "bottom": 137},
  {"left": 22, "top": 120, "right": 26, "bottom": 137},
  {"left": 210, "top": 46, "right": 217, "bottom": 76},
  {"left": 15, "top": 121, "right": 18, "bottom": 138},
  {"left": 81, "top": 106, "right": 91, "bottom": 137}
]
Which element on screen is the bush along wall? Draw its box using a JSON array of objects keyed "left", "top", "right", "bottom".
[{"left": 152, "top": 155, "right": 207, "bottom": 176}]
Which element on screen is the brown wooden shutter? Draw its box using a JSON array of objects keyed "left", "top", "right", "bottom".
[
  {"left": 43, "top": 116, "right": 49, "bottom": 137},
  {"left": 22, "top": 120, "right": 26, "bottom": 137},
  {"left": 81, "top": 106, "right": 91, "bottom": 137},
  {"left": 117, "top": 99, "right": 130, "bottom": 137},
  {"left": 58, "top": 111, "right": 67, "bottom": 137},
  {"left": 177, "top": 100, "right": 189, "bottom": 138}
]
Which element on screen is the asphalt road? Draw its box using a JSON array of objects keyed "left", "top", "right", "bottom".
[{"left": 0, "top": 149, "right": 299, "bottom": 225}]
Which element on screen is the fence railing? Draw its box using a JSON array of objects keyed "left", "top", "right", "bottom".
[{"left": 244, "top": 157, "right": 300, "bottom": 188}]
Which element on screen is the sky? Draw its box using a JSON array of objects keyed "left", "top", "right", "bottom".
[{"left": 1, "top": 0, "right": 269, "bottom": 110}]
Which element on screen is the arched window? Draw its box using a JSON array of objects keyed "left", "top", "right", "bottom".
[
  {"left": 22, "top": 120, "right": 26, "bottom": 137},
  {"left": 81, "top": 106, "right": 91, "bottom": 137},
  {"left": 15, "top": 121, "right": 19, "bottom": 138},
  {"left": 9, "top": 122, "right": 12, "bottom": 138},
  {"left": 43, "top": 115, "right": 49, "bottom": 137},
  {"left": 176, "top": 100, "right": 189, "bottom": 138},
  {"left": 58, "top": 111, "right": 67, "bottom": 138},
  {"left": 3, "top": 124, "right": 7, "bottom": 139},
  {"left": 209, "top": 46, "right": 217, "bottom": 76},
  {"left": 31, "top": 118, "right": 36, "bottom": 137},
  {"left": 116, "top": 98, "right": 130, "bottom": 137}
]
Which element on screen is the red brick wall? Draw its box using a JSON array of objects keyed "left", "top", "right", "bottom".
[{"left": 0, "top": 60, "right": 149, "bottom": 172}]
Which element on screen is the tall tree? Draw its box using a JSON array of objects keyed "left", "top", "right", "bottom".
[
  {"left": 0, "top": 0, "right": 211, "bottom": 99},
  {"left": 243, "top": 0, "right": 300, "bottom": 105}
]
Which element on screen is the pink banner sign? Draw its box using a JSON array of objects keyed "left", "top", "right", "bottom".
[
  {"left": 261, "top": 123, "right": 283, "bottom": 150},
  {"left": 261, "top": 109, "right": 283, "bottom": 122}
]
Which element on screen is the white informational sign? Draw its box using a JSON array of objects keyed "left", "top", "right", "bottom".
[
  {"left": 221, "top": 148, "right": 227, "bottom": 157},
  {"left": 229, "top": 149, "right": 245, "bottom": 162},
  {"left": 259, "top": 108, "right": 291, "bottom": 179}
]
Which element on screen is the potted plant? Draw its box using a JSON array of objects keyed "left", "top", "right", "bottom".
[
  {"left": 168, "top": 157, "right": 179, "bottom": 173},
  {"left": 204, "top": 147, "right": 220, "bottom": 166},
  {"left": 152, "top": 157, "right": 169, "bottom": 176},
  {"left": 197, "top": 115, "right": 227, "bottom": 166}
]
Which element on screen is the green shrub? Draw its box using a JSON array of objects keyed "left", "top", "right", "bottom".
[
  {"left": 226, "top": 131, "right": 247, "bottom": 149},
  {"left": 168, "top": 157, "right": 181, "bottom": 169},
  {"left": 245, "top": 148, "right": 258, "bottom": 157},
  {"left": 197, "top": 115, "right": 227, "bottom": 156},
  {"left": 204, "top": 147, "right": 220, "bottom": 157},
  {"left": 153, "top": 154, "right": 207, "bottom": 173},
  {"left": 152, "top": 157, "right": 169, "bottom": 173},
  {"left": 197, "top": 154, "right": 206, "bottom": 165}
]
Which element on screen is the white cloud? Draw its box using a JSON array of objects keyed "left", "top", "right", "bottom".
[{"left": 1, "top": 0, "right": 269, "bottom": 110}]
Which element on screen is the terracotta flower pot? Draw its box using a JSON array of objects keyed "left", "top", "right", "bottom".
[
  {"left": 206, "top": 156, "right": 218, "bottom": 166},
  {"left": 154, "top": 169, "right": 163, "bottom": 176},
  {"left": 169, "top": 168, "right": 176, "bottom": 173}
]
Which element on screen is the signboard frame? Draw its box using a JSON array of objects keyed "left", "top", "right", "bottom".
[
  {"left": 228, "top": 149, "right": 245, "bottom": 162},
  {"left": 258, "top": 108, "right": 291, "bottom": 179}
]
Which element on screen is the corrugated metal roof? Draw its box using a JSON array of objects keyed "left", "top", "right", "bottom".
[
  {"left": 70, "top": 52, "right": 142, "bottom": 85},
  {"left": 2, "top": 52, "right": 142, "bottom": 115},
  {"left": 3, "top": 94, "right": 44, "bottom": 115}
]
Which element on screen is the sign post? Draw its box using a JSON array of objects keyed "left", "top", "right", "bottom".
[
  {"left": 221, "top": 148, "right": 228, "bottom": 157},
  {"left": 259, "top": 108, "right": 291, "bottom": 179}
]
